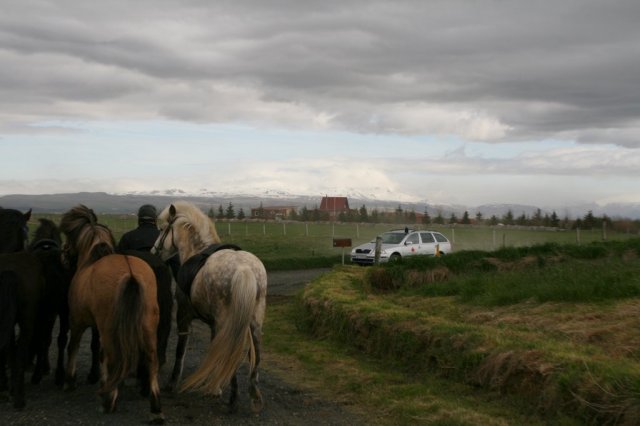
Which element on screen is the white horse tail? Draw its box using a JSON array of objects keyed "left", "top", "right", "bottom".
[{"left": 181, "top": 265, "right": 257, "bottom": 395}]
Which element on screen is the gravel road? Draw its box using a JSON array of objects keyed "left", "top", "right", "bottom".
[{"left": 0, "top": 268, "right": 368, "bottom": 425}]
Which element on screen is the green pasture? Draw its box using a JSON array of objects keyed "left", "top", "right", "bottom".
[{"left": 30, "top": 213, "right": 635, "bottom": 265}]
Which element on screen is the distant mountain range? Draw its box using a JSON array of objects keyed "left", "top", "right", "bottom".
[{"left": 1, "top": 191, "right": 639, "bottom": 220}]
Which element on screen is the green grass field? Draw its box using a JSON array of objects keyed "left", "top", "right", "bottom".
[{"left": 30, "top": 213, "right": 635, "bottom": 266}]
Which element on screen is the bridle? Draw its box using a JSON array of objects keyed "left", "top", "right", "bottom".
[{"left": 153, "top": 215, "right": 179, "bottom": 256}]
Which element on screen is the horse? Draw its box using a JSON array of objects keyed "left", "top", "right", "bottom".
[
  {"left": 60, "top": 205, "right": 164, "bottom": 423},
  {"left": 151, "top": 201, "right": 267, "bottom": 414},
  {"left": 27, "top": 218, "right": 77, "bottom": 387},
  {"left": 0, "top": 208, "right": 47, "bottom": 410},
  {"left": 0, "top": 207, "right": 31, "bottom": 253}
]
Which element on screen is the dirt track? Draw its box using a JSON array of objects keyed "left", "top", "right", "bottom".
[{"left": 0, "top": 268, "right": 367, "bottom": 425}]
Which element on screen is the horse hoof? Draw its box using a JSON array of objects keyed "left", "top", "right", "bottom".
[
  {"left": 250, "top": 399, "right": 264, "bottom": 414},
  {"left": 149, "top": 413, "right": 165, "bottom": 424},
  {"left": 250, "top": 388, "right": 264, "bottom": 413}
]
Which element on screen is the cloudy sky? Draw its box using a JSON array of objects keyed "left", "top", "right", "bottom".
[{"left": 1, "top": 0, "right": 640, "bottom": 210}]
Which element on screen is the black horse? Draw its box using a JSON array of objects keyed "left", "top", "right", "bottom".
[
  {"left": 0, "top": 207, "right": 31, "bottom": 253},
  {"left": 27, "top": 218, "right": 77, "bottom": 386},
  {"left": 0, "top": 208, "right": 47, "bottom": 410}
]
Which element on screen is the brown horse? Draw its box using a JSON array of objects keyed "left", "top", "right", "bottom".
[
  {"left": 151, "top": 201, "right": 267, "bottom": 414},
  {"left": 60, "top": 205, "right": 163, "bottom": 423},
  {"left": 0, "top": 207, "right": 46, "bottom": 410}
]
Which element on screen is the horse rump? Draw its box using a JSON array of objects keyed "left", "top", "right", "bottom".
[{"left": 180, "top": 265, "right": 258, "bottom": 395}]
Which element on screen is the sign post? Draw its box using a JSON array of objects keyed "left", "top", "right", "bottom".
[{"left": 332, "top": 238, "right": 352, "bottom": 265}]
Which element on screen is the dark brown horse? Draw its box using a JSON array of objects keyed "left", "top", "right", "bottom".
[
  {"left": 60, "top": 205, "right": 164, "bottom": 423},
  {"left": 0, "top": 208, "right": 46, "bottom": 410},
  {"left": 0, "top": 207, "right": 31, "bottom": 253},
  {"left": 27, "top": 218, "right": 76, "bottom": 386}
]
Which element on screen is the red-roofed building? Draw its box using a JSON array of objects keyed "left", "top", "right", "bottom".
[{"left": 319, "top": 196, "right": 350, "bottom": 220}]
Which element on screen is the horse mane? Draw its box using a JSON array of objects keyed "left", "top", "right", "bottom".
[
  {"left": 159, "top": 201, "right": 221, "bottom": 246},
  {"left": 32, "top": 218, "right": 62, "bottom": 246},
  {"left": 60, "top": 205, "right": 116, "bottom": 265}
]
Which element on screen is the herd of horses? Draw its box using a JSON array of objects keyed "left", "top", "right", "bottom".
[{"left": 0, "top": 201, "right": 267, "bottom": 423}]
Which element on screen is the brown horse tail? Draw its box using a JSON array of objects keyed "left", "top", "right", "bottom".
[
  {"left": 104, "top": 266, "right": 146, "bottom": 391},
  {"left": 180, "top": 265, "right": 257, "bottom": 395},
  {"left": 0, "top": 271, "right": 19, "bottom": 350}
]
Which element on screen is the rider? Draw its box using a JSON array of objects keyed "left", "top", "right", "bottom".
[
  {"left": 117, "top": 204, "right": 160, "bottom": 252},
  {"left": 118, "top": 204, "right": 180, "bottom": 280}
]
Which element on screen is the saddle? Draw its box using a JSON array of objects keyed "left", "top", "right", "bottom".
[
  {"left": 177, "top": 243, "right": 241, "bottom": 300},
  {"left": 29, "top": 239, "right": 60, "bottom": 252}
]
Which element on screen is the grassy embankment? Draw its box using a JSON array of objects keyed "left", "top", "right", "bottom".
[{"left": 265, "top": 239, "right": 640, "bottom": 424}]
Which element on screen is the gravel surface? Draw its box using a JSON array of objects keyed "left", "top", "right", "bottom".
[{"left": 0, "top": 268, "right": 367, "bottom": 425}]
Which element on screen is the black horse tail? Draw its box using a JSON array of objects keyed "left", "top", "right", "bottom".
[
  {"left": 0, "top": 271, "right": 19, "bottom": 350},
  {"left": 103, "top": 273, "right": 146, "bottom": 392}
]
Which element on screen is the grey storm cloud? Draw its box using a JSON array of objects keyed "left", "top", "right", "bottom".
[{"left": 2, "top": 0, "right": 640, "bottom": 146}]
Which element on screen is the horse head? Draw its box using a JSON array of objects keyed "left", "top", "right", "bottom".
[
  {"left": 153, "top": 202, "right": 221, "bottom": 263},
  {"left": 60, "top": 205, "right": 115, "bottom": 269},
  {"left": 29, "top": 218, "right": 63, "bottom": 251},
  {"left": 0, "top": 208, "right": 32, "bottom": 253}
]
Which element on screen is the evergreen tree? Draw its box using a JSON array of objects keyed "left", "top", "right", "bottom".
[
  {"left": 299, "top": 206, "right": 310, "bottom": 221},
  {"left": 207, "top": 206, "right": 215, "bottom": 219},
  {"left": 550, "top": 211, "right": 560, "bottom": 227},
  {"left": 532, "top": 208, "right": 543, "bottom": 226},
  {"left": 475, "top": 211, "right": 483, "bottom": 223},
  {"left": 433, "top": 211, "right": 445, "bottom": 224},
  {"left": 488, "top": 215, "right": 499, "bottom": 226},
  {"left": 502, "top": 209, "right": 514, "bottom": 225},
  {"left": 371, "top": 209, "right": 379, "bottom": 223},
  {"left": 583, "top": 210, "right": 596, "bottom": 229},
  {"left": 216, "top": 205, "right": 224, "bottom": 219},
  {"left": 237, "top": 208, "right": 246, "bottom": 220},
  {"left": 359, "top": 205, "right": 369, "bottom": 222},
  {"left": 461, "top": 211, "right": 471, "bottom": 224},
  {"left": 225, "top": 202, "right": 235, "bottom": 219},
  {"left": 422, "top": 209, "right": 431, "bottom": 225},
  {"left": 448, "top": 213, "right": 458, "bottom": 224}
]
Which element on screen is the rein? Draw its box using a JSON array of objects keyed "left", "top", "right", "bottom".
[{"left": 153, "top": 216, "right": 179, "bottom": 255}]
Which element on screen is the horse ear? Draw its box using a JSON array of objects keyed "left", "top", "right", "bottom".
[
  {"left": 24, "top": 208, "right": 32, "bottom": 221},
  {"left": 169, "top": 204, "right": 176, "bottom": 219}
]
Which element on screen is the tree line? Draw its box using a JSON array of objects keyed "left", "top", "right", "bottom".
[{"left": 209, "top": 203, "right": 640, "bottom": 233}]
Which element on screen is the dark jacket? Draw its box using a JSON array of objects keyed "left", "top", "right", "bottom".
[{"left": 117, "top": 223, "right": 160, "bottom": 252}]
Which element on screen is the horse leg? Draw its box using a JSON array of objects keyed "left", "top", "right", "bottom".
[
  {"left": 0, "top": 349, "right": 8, "bottom": 396},
  {"left": 31, "top": 307, "right": 56, "bottom": 384},
  {"left": 64, "top": 324, "right": 85, "bottom": 391},
  {"left": 55, "top": 312, "right": 69, "bottom": 387},
  {"left": 165, "top": 298, "right": 192, "bottom": 393},
  {"left": 100, "top": 356, "right": 119, "bottom": 414},
  {"left": 87, "top": 326, "right": 101, "bottom": 384},
  {"left": 144, "top": 326, "right": 164, "bottom": 424},
  {"left": 228, "top": 374, "right": 239, "bottom": 414},
  {"left": 249, "top": 323, "right": 264, "bottom": 413}
]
